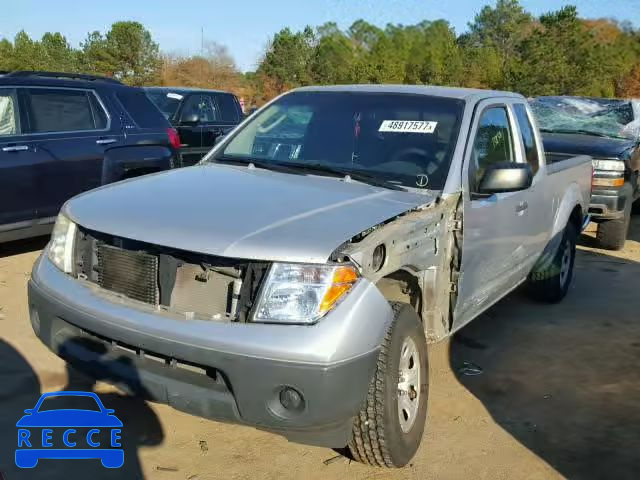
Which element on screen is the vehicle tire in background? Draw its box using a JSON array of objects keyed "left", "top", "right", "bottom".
[
  {"left": 527, "top": 222, "right": 577, "bottom": 303},
  {"left": 348, "top": 302, "right": 428, "bottom": 468},
  {"left": 596, "top": 203, "right": 631, "bottom": 250}
]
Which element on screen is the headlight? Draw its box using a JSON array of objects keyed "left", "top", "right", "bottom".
[
  {"left": 592, "top": 159, "right": 625, "bottom": 172},
  {"left": 253, "top": 263, "right": 359, "bottom": 324},
  {"left": 48, "top": 214, "right": 77, "bottom": 273}
]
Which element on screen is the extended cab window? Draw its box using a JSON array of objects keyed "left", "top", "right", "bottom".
[
  {"left": 471, "top": 107, "right": 514, "bottom": 188},
  {"left": 0, "top": 89, "right": 19, "bottom": 136},
  {"left": 513, "top": 103, "right": 540, "bottom": 174},
  {"left": 26, "top": 88, "right": 106, "bottom": 133}
]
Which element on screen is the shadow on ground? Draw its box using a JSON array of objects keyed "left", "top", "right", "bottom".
[
  {"left": 0, "top": 236, "right": 49, "bottom": 259},
  {"left": 0, "top": 338, "right": 163, "bottom": 479},
  {"left": 450, "top": 218, "right": 640, "bottom": 479}
]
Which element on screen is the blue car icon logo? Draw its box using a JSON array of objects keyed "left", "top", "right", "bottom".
[{"left": 15, "top": 391, "right": 124, "bottom": 468}]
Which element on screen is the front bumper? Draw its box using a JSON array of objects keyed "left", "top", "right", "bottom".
[
  {"left": 589, "top": 183, "right": 633, "bottom": 220},
  {"left": 28, "top": 255, "right": 391, "bottom": 447}
]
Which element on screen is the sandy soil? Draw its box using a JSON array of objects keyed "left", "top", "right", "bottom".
[{"left": 0, "top": 218, "right": 638, "bottom": 480}]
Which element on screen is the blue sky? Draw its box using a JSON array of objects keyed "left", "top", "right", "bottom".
[{"left": 2, "top": 0, "right": 640, "bottom": 71}]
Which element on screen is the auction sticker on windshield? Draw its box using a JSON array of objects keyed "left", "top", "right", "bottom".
[{"left": 379, "top": 120, "right": 437, "bottom": 133}]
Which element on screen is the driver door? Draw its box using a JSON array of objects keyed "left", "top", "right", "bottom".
[{"left": 453, "top": 100, "right": 537, "bottom": 330}]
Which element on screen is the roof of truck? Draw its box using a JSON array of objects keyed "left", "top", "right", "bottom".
[{"left": 293, "top": 84, "right": 523, "bottom": 101}]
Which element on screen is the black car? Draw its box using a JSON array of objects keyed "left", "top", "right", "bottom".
[
  {"left": 144, "top": 87, "right": 243, "bottom": 166},
  {"left": 531, "top": 96, "right": 640, "bottom": 250},
  {"left": 0, "top": 71, "right": 180, "bottom": 243}
]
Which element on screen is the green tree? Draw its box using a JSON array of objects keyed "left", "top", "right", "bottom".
[
  {"left": 259, "top": 26, "right": 315, "bottom": 92},
  {"left": 514, "top": 6, "right": 608, "bottom": 96},
  {"left": 405, "top": 21, "right": 463, "bottom": 86},
  {"left": 0, "top": 38, "right": 15, "bottom": 71},
  {"left": 40, "top": 32, "right": 78, "bottom": 72},
  {"left": 465, "top": 0, "right": 533, "bottom": 89},
  {"left": 11, "top": 31, "right": 47, "bottom": 70},
  {"left": 82, "top": 21, "right": 160, "bottom": 85},
  {"left": 310, "top": 23, "right": 355, "bottom": 84}
]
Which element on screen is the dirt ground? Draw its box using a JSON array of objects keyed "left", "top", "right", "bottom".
[{"left": 0, "top": 218, "right": 639, "bottom": 480}]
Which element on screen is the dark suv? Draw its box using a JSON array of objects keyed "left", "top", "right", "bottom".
[
  {"left": 0, "top": 71, "right": 180, "bottom": 243},
  {"left": 144, "top": 87, "right": 243, "bottom": 166}
]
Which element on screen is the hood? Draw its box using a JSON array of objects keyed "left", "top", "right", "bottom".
[
  {"left": 65, "top": 164, "right": 433, "bottom": 263},
  {"left": 541, "top": 132, "right": 635, "bottom": 158}
]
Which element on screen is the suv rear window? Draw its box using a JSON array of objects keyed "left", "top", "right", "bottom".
[
  {"left": 216, "top": 94, "right": 240, "bottom": 122},
  {"left": 116, "top": 89, "right": 170, "bottom": 129}
]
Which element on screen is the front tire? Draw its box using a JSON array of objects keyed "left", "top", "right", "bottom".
[
  {"left": 597, "top": 203, "right": 631, "bottom": 250},
  {"left": 348, "top": 302, "right": 428, "bottom": 468},
  {"left": 527, "top": 222, "right": 577, "bottom": 303}
]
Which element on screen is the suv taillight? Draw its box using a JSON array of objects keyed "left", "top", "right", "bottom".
[{"left": 167, "top": 128, "right": 181, "bottom": 150}]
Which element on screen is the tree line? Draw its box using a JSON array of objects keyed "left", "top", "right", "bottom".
[{"left": 1, "top": 1, "right": 640, "bottom": 106}]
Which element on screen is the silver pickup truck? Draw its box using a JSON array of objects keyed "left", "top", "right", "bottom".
[{"left": 28, "top": 85, "right": 592, "bottom": 468}]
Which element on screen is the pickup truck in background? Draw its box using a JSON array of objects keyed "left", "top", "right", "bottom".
[
  {"left": 144, "top": 87, "right": 243, "bottom": 167},
  {"left": 530, "top": 96, "right": 640, "bottom": 250},
  {"left": 28, "top": 85, "right": 591, "bottom": 468},
  {"left": 0, "top": 71, "right": 180, "bottom": 243}
]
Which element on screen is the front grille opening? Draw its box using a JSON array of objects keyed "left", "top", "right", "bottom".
[
  {"left": 78, "top": 327, "right": 222, "bottom": 383},
  {"left": 97, "top": 244, "right": 159, "bottom": 304},
  {"left": 74, "top": 227, "right": 269, "bottom": 322}
]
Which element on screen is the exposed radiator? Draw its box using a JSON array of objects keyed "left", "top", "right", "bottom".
[{"left": 96, "top": 244, "right": 159, "bottom": 305}]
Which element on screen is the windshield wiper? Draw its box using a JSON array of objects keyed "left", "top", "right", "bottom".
[
  {"left": 540, "top": 128, "right": 626, "bottom": 139},
  {"left": 214, "top": 156, "right": 405, "bottom": 191},
  {"left": 284, "top": 162, "right": 406, "bottom": 191},
  {"left": 213, "top": 156, "right": 303, "bottom": 174}
]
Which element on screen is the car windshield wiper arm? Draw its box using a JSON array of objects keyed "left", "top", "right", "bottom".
[
  {"left": 214, "top": 157, "right": 405, "bottom": 191},
  {"left": 540, "top": 128, "right": 622, "bottom": 139},
  {"left": 284, "top": 162, "right": 406, "bottom": 191},
  {"left": 213, "top": 156, "right": 304, "bottom": 174}
]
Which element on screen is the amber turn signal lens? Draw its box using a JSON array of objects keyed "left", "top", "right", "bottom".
[
  {"left": 319, "top": 266, "right": 359, "bottom": 314},
  {"left": 592, "top": 177, "right": 624, "bottom": 187}
]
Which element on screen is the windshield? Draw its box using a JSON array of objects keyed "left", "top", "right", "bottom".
[
  {"left": 212, "top": 91, "right": 465, "bottom": 190},
  {"left": 145, "top": 89, "right": 184, "bottom": 119},
  {"left": 37, "top": 395, "right": 102, "bottom": 412},
  {"left": 530, "top": 96, "right": 639, "bottom": 140}
]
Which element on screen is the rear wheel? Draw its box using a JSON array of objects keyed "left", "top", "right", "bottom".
[
  {"left": 348, "top": 302, "right": 428, "bottom": 468},
  {"left": 597, "top": 203, "right": 631, "bottom": 250},
  {"left": 527, "top": 222, "right": 577, "bottom": 303}
]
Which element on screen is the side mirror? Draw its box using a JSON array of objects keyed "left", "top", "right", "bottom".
[
  {"left": 477, "top": 162, "right": 533, "bottom": 194},
  {"left": 181, "top": 113, "right": 200, "bottom": 126}
]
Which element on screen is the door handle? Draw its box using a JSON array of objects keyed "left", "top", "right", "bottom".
[
  {"left": 2, "top": 145, "right": 29, "bottom": 152},
  {"left": 515, "top": 201, "right": 528, "bottom": 214},
  {"left": 96, "top": 138, "right": 117, "bottom": 145}
]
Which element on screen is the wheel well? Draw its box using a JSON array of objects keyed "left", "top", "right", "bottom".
[
  {"left": 375, "top": 270, "right": 422, "bottom": 320},
  {"left": 569, "top": 205, "right": 583, "bottom": 232}
]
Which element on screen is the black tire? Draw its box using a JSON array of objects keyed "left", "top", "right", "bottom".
[
  {"left": 527, "top": 222, "right": 577, "bottom": 303},
  {"left": 596, "top": 204, "right": 631, "bottom": 250},
  {"left": 348, "top": 302, "right": 428, "bottom": 468}
]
